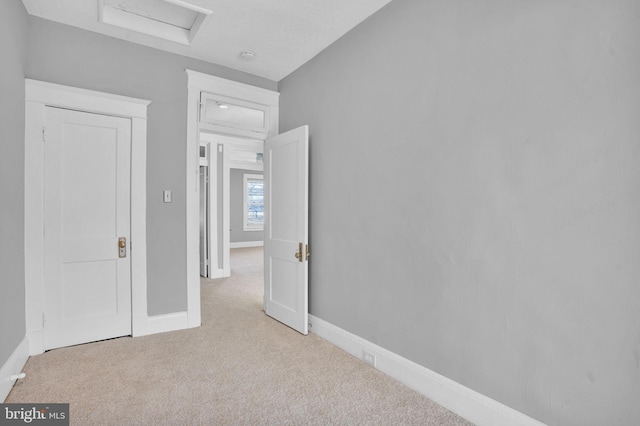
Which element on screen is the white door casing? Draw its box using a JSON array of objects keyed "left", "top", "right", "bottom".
[
  {"left": 186, "top": 70, "right": 279, "bottom": 324},
  {"left": 25, "top": 79, "right": 150, "bottom": 355},
  {"left": 199, "top": 165, "right": 209, "bottom": 277},
  {"left": 264, "top": 125, "right": 309, "bottom": 335},
  {"left": 43, "top": 107, "right": 132, "bottom": 350}
]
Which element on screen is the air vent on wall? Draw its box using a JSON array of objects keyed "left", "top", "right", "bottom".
[{"left": 99, "top": 0, "right": 212, "bottom": 46}]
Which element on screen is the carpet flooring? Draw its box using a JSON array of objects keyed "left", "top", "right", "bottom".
[{"left": 6, "top": 247, "right": 472, "bottom": 425}]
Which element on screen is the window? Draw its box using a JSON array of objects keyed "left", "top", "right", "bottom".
[
  {"left": 199, "top": 92, "right": 270, "bottom": 134},
  {"left": 243, "top": 174, "right": 264, "bottom": 231}
]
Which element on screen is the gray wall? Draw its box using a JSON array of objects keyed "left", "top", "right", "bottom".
[
  {"left": 230, "top": 169, "right": 264, "bottom": 243},
  {"left": 26, "top": 18, "right": 276, "bottom": 315},
  {"left": 0, "top": 0, "right": 28, "bottom": 369},
  {"left": 278, "top": 0, "right": 640, "bottom": 425}
]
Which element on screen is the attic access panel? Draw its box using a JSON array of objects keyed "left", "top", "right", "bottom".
[{"left": 100, "top": 0, "right": 212, "bottom": 45}]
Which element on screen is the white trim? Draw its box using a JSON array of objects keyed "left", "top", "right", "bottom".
[
  {"left": 130, "top": 117, "right": 148, "bottom": 337},
  {"left": 187, "top": 70, "right": 280, "bottom": 108},
  {"left": 164, "top": 0, "right": 213, "bottom": 15},
  {"left": 308, "top": 315, "right": 547, "bottom": 426},
  {"left": 186, "top": 78, "right": 202, "bottom": 327},
  {"left": 24, "top": 79, "right": 150, "bottom": 354},
  {"left": 230, "top": 241, "right": 264, "bottom": 249},
  {"left": 0, "top": 337, "right": 30, "bottom": 402},
  {"left": 228, "top": 161, "right": 263, "bottom": 172},
  {"left": 25, "top": 79, "right": 149, "bottom": 119},
  {"left": 208, "top": 269, "right": 224, "bottom": 279},
  {"left": 147, "top": 312, "right": 189, "bottom": 335},
  {"left": 204, "top": 140, "right": 219, "bottom": 279},
  {"left": 132, "top": 312, "right": 189, "bottom": 337},
  {"left": 186, "top": 71, "right": 278, "bottom": 313}
]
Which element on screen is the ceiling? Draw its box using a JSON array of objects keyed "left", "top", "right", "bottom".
[{"left": 21, "top": 0, "right": 393, "bottom": 81}]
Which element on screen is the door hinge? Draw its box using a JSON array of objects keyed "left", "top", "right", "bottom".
[
  {"left": 42, "top": 312, "right": 45, "bottom": 328},
  {"left": 42, "top": 127, "right": 46, "bottom": 142}
]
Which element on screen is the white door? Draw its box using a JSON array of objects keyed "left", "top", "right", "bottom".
[
  {"left": 44, "top": 107, "right": 132, "bottom": 350},
  {"left": 264, "top": 126, "right": 309, "bottom": 334}
]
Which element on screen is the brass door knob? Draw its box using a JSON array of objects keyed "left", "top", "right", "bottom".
[
  {"left": 295, "top": 242, "right": 303, "bottom": 262},
  {"left": 118, "top": 237, "right": 127, "bottom": 258}
]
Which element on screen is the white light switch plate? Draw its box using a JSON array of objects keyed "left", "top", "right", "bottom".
[{"left": 163, "top": 190, "right": 172, "bottom": 203}]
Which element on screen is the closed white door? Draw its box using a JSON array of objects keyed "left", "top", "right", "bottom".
[
  {"left": 44, "top": 107, "right": 132, "bottom": 350},
  {"left": 264, "top": 126, "right": 309, "bottom": 334}
]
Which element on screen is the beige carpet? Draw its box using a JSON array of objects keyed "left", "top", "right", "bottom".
[{"left": 6, "top": 247, "right": 472, "bottom": 425}]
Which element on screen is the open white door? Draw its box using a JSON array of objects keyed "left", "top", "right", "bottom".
[{"left": 264, "top": 126, "right": 309, "bottom": 335}]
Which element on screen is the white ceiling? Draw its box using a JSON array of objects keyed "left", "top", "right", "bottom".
[{"left": 21, "top": 0, "right": 393, "bottom": 81}]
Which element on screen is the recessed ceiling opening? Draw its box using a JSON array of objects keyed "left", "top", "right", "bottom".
[
  {"left": 99, "top": 0, "right": 212, "bottom": 45},
  {"left": 106, "top": 0, "right": 198, "bottom": 30}
]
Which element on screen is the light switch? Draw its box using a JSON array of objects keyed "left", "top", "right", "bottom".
[{"left": 163, "top": 190, "right": 172, "bottom": 203}]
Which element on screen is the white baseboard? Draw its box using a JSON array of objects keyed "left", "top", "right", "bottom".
[
  {"left": 229, "top": 241, "right": 263, "bottom": 249},
  {"left": 27, "top": 330, "right": 44, "bottom": 356},
  {"left": 0, "top": 337, "right": 30, "bottom": 402},
  {"left": 208, "top": 268, "right": 225, "bottom": 279},
  {"left": 308, "top": 315, "right": 546, "bottom": 426},
  {"left": 146, "top": 312, "right": 189, "bottom": 335},
  {"left": 28, "top": 312, "right": 190, "bottom": 344}
]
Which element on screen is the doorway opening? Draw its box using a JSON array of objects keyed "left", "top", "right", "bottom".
[
  {"left": 185, "top": 70, "right": 279, "bottom": 328},
  {"left": 199, "top": 132, "right": 265, "bottom": 281}
]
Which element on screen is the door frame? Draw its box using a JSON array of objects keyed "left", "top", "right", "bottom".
[
  {"left": 199, "top": 131, "right": 264, "bottom": 278},
  {"left": 24, "top": 79, "right": 150, "bottom": 355},
  {"left": 199, "top": 133, "right": 264, "bottom": 279},
  {"left": 199, "top": 146, "right": 210, "bottom": 278},
  {"left": 186, "top": 70, "right": 278, "bottom": 320}
]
